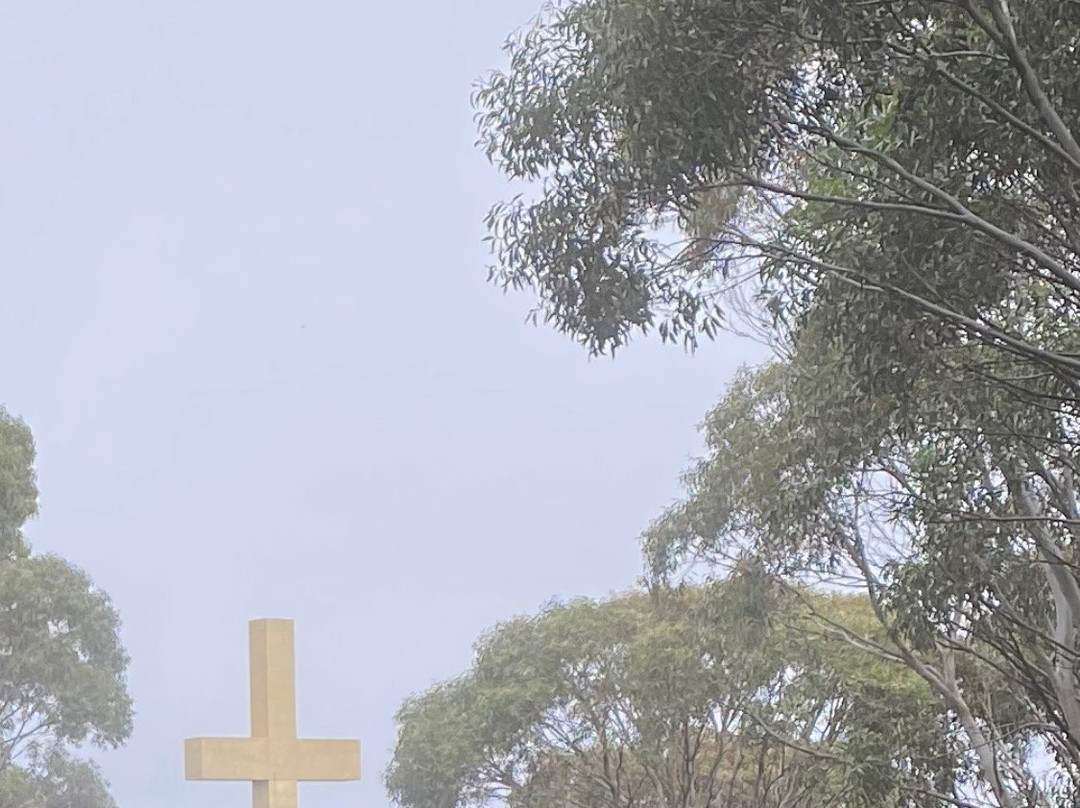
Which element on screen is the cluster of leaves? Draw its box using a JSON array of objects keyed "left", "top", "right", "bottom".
[
  {"left": 0, "top": 410, "right": 133, "bottom": 808},
  {"left": 477, "top": 0, "right": 1080, "bottom": 374}
]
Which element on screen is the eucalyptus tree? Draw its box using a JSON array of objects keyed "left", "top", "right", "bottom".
[
  {"left": 643, "top": 341, "right": 1080, "bottom": 808},
  {"left": 387, "top": 582, "right": 953, "bottom": 808},
  {"left": 0, "top": 410, "right": 133, "bottom": 808}
]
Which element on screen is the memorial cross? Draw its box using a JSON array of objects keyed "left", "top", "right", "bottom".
[{"left": 185, "top": 619, "right": 361, "bottom": 808}]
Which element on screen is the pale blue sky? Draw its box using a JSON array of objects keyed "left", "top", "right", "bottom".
[{"left": 0, "top": 2, "right": 765, "bottom": 806}]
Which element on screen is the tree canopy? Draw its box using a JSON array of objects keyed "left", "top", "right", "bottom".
[
  {"left": 0, "top": 409, "right": 133, "bottom": 808},
  {"left": 388, "top": 581, "right": 960, "bottom": 808}
]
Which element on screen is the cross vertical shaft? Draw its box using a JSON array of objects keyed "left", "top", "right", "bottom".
[
  {"left": 250, "top": 619, "right": 297, "bottom": 740},
  {"left": 254, "top": 781, "right": 298, "bottom": 808},
  {"left": 250, "top": 619, "right": 298, "bottom": 808}
]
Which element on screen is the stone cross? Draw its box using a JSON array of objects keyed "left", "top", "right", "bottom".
[{"left": 185, "top": 618, "right": 361, "bottom": 808}]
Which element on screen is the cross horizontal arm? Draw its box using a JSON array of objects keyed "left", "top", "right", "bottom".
[{"left": 185, "top": 737, "right": 361, "bottom": 782}]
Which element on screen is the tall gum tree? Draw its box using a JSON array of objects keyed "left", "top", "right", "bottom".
[{"left": 642, "top": 345, "right": 1080, "bottom": 807}]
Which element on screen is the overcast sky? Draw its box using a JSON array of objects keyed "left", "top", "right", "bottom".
[{"left": 0, "top": 2, "right": 766, "bottom": 806}]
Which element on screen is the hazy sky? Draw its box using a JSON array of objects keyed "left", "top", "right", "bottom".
[{"left": 0, "top": 2, "right": 765, "bottom": 806}]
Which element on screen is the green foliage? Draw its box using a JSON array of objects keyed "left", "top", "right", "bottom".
[
  {"left": 387, "top": 583, "right": 946, "bottom": 808},
  {"left": 477, "top": 0, "right": 1080, "bottom": 375},
  {"left": 0, "top": 410, "right": 132, "bottom": 808},
  {"left": 0, "top": 411, "right": 38, "bottom": 560},
  {"left": 0, "top": 750, "right": 117, "bottom": 808}
]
